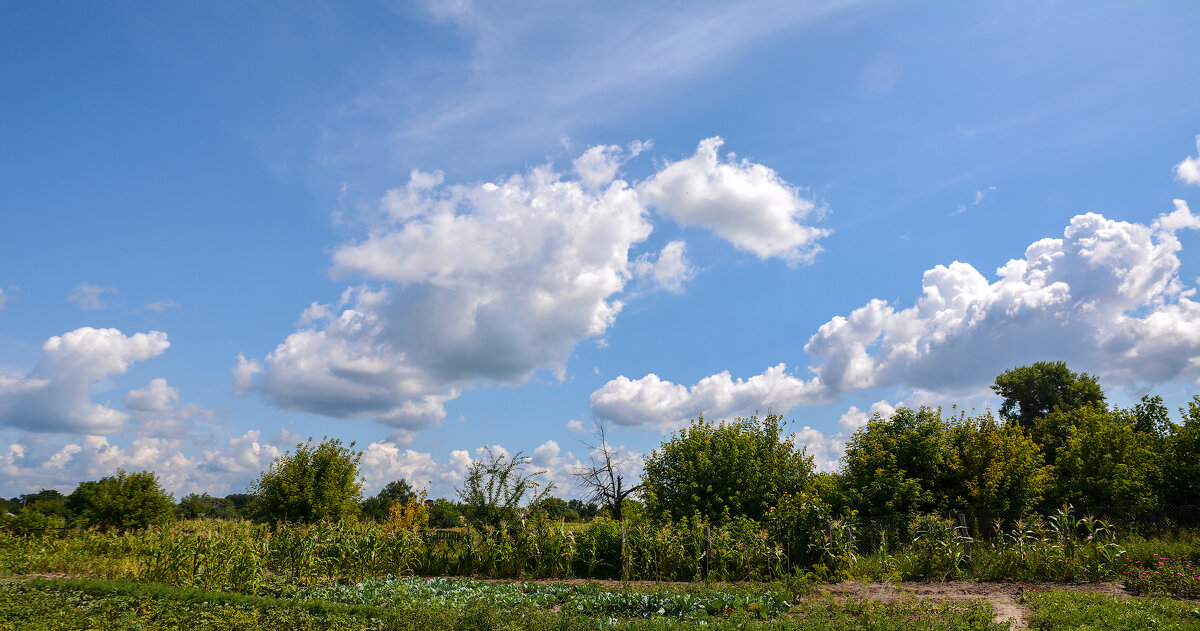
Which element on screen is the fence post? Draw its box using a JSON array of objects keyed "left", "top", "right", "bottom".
[
  {"left": 620, "top": 520, "right": 627, "bottom": 581},
  {"left": 956, "top": 512, "right": 972, "bottom": 565},
  {"left": 703, "top": 524, "right": 711, "bottom": 581}
]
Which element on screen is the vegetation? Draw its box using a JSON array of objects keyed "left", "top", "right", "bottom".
[
  {"left": 457, "top": 446, "right": 554, "bottom": 528},
  {"left": 642, "top": 413, "right": 813, "bottom": 523},
  {"left": 67, "top": 469, "right": 175, "bottom": 531},
  {"left": 2, "top": 361, "right": 1200, "bottom": 630},
  {"left": 1021, "top": 591, "right": 1200, "bottom": 630},
  {"left": 251, "top": 437, "right": 363, "bottom": 524}
]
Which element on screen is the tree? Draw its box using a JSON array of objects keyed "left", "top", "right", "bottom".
[
  {"left": 251, "top": 437, "right": 363, "bottom": 524},
  {"left": 67, "top": 469, "right": 175, "bottom": 531},
  {"left": 177, "top": 493, "right": 239, "bottom": 520},
  {"left": 571, "top": 420, "right": 642, "bottom": 522},
  {"left": 991, "top": 361, "right": 1106, "bottom": 432},
  {"left": 945, "top": 412, "right": 1047, "bottom": 513},
  {"left": 1047, "top": 405, "right": 1158, "bottom": 510},
  {"left": 380, "top": 479, "right": 416, "bottom": 503},
  {"left": 840, "top": 407, "right": 952, "bottom": 518},
  {"left": 641, "top": 413, "right": 813, "bottom": 523},
  {"left": 1161, "top": 395, "right": 1200, "bottom": 505},
  {"left": 457, "top": 446, "right": 554, "bottom": 528},
  {"left": 361, "top": 479, "right": 418, "bottom": 522}
]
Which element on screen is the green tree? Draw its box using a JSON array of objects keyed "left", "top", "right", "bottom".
[
  {"left": 176, "top": 493, "right": 239, "bottom": 520},
  {"left": 457, "top": 446, "right": 554, "bottom": 528},
  {"left": 360, "top": 479, "right": 418, "bottom": 522},
  {"left": 641, "top": 413, "right": 813, "bottom": 523},
  {"left": 840, "top": 407, "right": 952, "bottom": 518},
  {"left": 67, "top": 470, "right": 175, "bottom": 531},
  {"left": 1047, "top": 405, "right": 1158, "bottom": 510},
  {"left": 945, "top": 412, "right": 1047, "bottom": 513},
  {"left": 251, "top": 437, "right": 363, "bottom": 523},
  {"left": 427, "top": 498, "right": 463, "bottom": 529},
  {"left": 991, "top": 361, "right": 1106, "bottom": 432},
  {"left": 1161, "top": 395, "right": 1200, "bottom": 506}
]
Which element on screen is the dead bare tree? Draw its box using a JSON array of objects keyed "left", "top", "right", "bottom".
[{"left": 572, "top": 418, "right": 642, "bottom": 522}]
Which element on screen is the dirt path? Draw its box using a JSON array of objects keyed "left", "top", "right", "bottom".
[{"left": 808, "top": 580, "right": 1130, "bottom": 629}]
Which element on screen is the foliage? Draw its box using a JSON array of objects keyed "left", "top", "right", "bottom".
[
  {"left": 642, "top": 413, "right": 813, "bottom": 523},
  {"left": 1021, "top": 590, "right": 1200, "bottom": 631},
  {"left": 457, "top": 446, "right": 554, "bottom": 529},
  {"left": 1162, "top": 395, "right": 1200, "bottom": 505},
  {"left": 67, "top": 469, "right": 175, "bottom": 531},
  {"left": 177, "top": 493, "right": 239, "bottom": 520},
  {"left": 1046, "top": 405, "right": 1159, "bottom": 510},
  {"left": 944, "top": 411, "right": 1046, "bottom": 513},
  {"left": 294, "top": 575, "right": 791, "bottom": 620},
  {"left": 426, "top": 498, "right": 462, "bottom": 529},
  {"left": 385, "top": 490, "right": 429, "bottom": 533},
  {"left": 251, "top": 437, "right": 363, "bottom": 524},
  {"left": 1123, "top": 555, "right": 1200, "bottom": 598},
  {"left": 840, "top": 407, "right": 952, "bottom": 518},
  {"left": 991, "top": 360, "right": 1106, "bottom": 434}
]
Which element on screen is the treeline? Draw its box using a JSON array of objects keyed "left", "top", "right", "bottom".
[{"left": 4, "top": 361, "right": 1199, "bottom": 535}]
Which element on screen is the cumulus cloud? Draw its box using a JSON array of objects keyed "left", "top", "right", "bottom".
[
  {"left": 804, "top": 201, "right": 1200, "bottom": 396},
  {"left": 837, "top": 400, "right": 897, "bottom": 431},
  {"left": 632, "top": 240, "right": 695, "bottom": 294},
  {"left": 123, "top": 378, "right": 217, "bottom": 436},
  {"left": 566, "top": 419, "right": 586, "bottom": 432},
  {"left": 573, "top": 140, "right": 650, "bottom": 190},
  {"left": 0, "top": 327, "right": 170, "bottom": 434},
  {"left": 590, "top": 363, "right": 820, "bottom": 427},
  {"left": 1176, "top": 135, "right": 1200, "bottom": 185},
  {"left": 0, "top": 429, "right": 297, "bottom": 497},
  {"left": 240, "top": 140, "right": 815, "bottom": 433},
  {"left": 639, "top": 137, "right": 829, "bottom": 264},
  {"left": 592, "top": 202, "right": 1200, "bottom": 425},
  {"left": 68, "top": 283, "right": 117, "bottom": 310}
]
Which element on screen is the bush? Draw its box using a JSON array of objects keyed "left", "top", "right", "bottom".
[
  {"left": 251, "top": 438, "right": 363, "bottom": 524},
  {"left": 642, "top": 413, "right": 813, "bottom": 523},
  {"left": 67, "top": 469, "right": 175, "bottom": 531}
]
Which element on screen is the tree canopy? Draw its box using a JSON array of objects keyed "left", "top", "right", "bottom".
[
  {"left": 991, "top": 361, "right": 1106, "bottom": 431},
  {"left": 67, "top": 469, "right": 175, "bottom": 531},
  {"left": 251, "top": 437, "right": 363, "bottom": 523},
  {"left": 641, "top": 413, "right": 813, "bottom": 523}
]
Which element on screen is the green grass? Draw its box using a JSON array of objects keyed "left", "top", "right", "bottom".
[
  {"left": 0, "top": 578, "right": 1011, "bottom": 630},
  {"left": 1022, "top": 591, "right": 1200, "bottom": 630}
]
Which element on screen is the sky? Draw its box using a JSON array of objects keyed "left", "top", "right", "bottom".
[{"left": 2, "top": 0, "right": 1200, "bottom": 501}]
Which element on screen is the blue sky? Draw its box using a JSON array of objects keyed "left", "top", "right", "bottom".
[{"left": 3, "top": 1, "right": 1200, "bottom": 500}]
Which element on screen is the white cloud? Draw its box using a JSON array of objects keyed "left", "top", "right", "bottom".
[
  {"left": 632, "top": 240, "right": 695, "bottom": 294},
  {"left": 124, "top": 378, "right": 178, "bottom": 412},
  {"left": 1176, "top": 135, "right": 1200, "bottom": 185},
  {"left": 0, "top": 429, "right": 296, "bottom": 497},
  {"left": 145, "top": 299, "right": 179, "bottom": 312},
  {"left": 573, "top": 140, "right": 649, "bottom": 190},
  {"left": 592, "top": 202, "right": 1200, "bottom": 426},
  {"left": 804, "top": 201, "right": 1200, "bottom": 397},
  {"left": 67, "top": 283, "right": 117, "bottom": 310},
  {"left": 791, "top": 425, "right": 846, "bottom": 472},
  {"left": 565, "top": 419, "right": 586, "bottom": 432},
  {"left": 952, "top": 185, "right": 997, "bottom": 216},
  {"left": 123, "top": 378, "right": 217, "bottom": 437},
  {"left": 837, "top": 400, "right": 897, "bottom": 431},
  {"left": 0, "top": 328, "right": 170, "bottom": 434},
  {"left": 639, "top": 137, "right": 829, "bottom": 265},
  {"left": 590, "top": 363, "right": 820, "bottom": 428},
  {"left": 0, "top": 287, "right": 8, "bottom": 310}
]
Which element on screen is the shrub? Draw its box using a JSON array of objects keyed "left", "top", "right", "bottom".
[{"left": 67, "top": 469, "right": 175, "bottom": 531}]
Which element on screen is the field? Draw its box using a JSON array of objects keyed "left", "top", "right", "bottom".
[{"left": 2, "top": 513, "right": 1199, "bottom": 630}]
